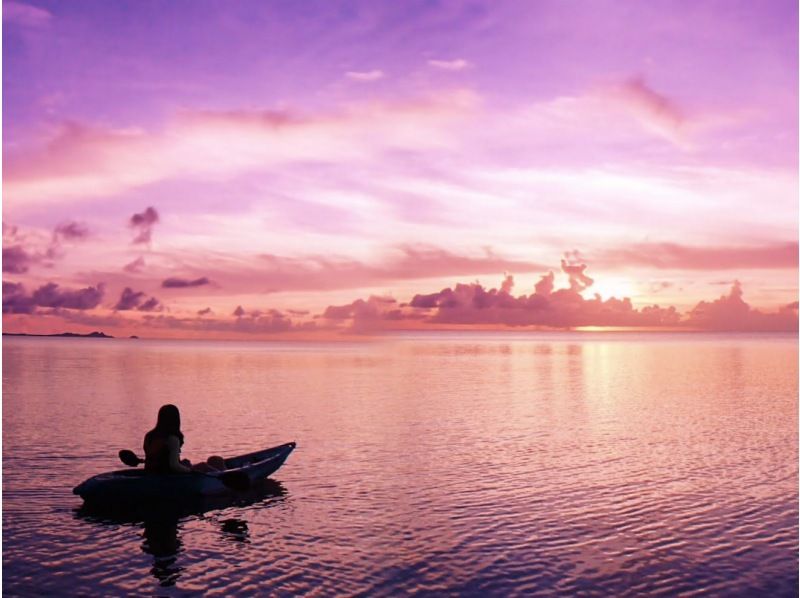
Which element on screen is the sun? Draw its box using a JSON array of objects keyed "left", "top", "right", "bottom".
[{"left": 586, "top": 277, "right": 637, "bottom": 301}]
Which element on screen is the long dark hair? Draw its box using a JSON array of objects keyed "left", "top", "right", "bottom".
[{"left": 149, "top": 404, "right": 184, "bottom": 446}]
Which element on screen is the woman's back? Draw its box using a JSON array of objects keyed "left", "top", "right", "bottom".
[{"left": 143, "top": 429, "right": 175, "bottom": 474}]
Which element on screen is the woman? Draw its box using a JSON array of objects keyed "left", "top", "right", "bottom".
[{"left": 144, "top": 404, "right": 225, "bottom": 474}]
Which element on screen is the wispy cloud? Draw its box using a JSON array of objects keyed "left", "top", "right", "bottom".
[
  {"left": 345, "top": 69, "right": 385, "bottom": 81},
  {"left": 600, "top": 76, "right": 686, "bottom": 146},
  {"left": 595, "top": 241, "right": 798, "bottom": 270},
  {"left": 3, "top": 1, "right": 51, "bottom": 27},
  {"left": 4, "top": 92, "right": 476, "bottom": 206},
  {"left": 428, "top": 59, "right": 471, "bottom": 71},
  {"left": 162, "top": 245, "right": 546, "bottom": 295}
]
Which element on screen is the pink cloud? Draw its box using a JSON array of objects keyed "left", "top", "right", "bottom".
[
  {"left": 2, "top": 221, "right": 87, "bottom": 273},
  {"left": 595, "top": 241, "right": 798, "bottom": 270},
  {"left": 685, "top": 281, "right": 798, "bottom": 331},
  {"left": 601, "top": 76, "right": 686, "bottom": 145},
  {"left": 123, "top": 257, "right": 146, "bottom": 273},
  {"left": 4, "top": 92, "right": 476, "bottom": 206},
  {"left": 322, "top": 264, "right": 796, "bottom": 332},
  {"left": 143, "top": 245, "right": 547, "bottom": 296}
]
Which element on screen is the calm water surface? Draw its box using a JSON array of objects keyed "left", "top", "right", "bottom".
[{"left": 3, "top": 333, "right": 798, "bottom": 596}]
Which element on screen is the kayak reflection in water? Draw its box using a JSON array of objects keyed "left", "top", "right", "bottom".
[{"left": 144, "top": 404, "right": 226, "bottom": 474}]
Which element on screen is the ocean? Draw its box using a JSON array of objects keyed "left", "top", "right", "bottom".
[{"left": 2, "top": 332, "right": 797, "bottom": 596}]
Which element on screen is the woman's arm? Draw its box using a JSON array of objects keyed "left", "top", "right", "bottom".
[{"left": 167, "top": 435, "right": 192, "bottom": 473}]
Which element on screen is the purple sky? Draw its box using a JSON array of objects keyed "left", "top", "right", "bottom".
[{"left": 3, "top": 0, "right": 797, "bottom": 337}]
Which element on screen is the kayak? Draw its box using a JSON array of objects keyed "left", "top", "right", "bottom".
[{"left": 74, "top": 442, "right": 295, "bottom": 505}]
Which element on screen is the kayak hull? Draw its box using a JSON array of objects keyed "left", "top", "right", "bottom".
[{"left": 74, "top": 442, "right": 295, "bottom": 505}]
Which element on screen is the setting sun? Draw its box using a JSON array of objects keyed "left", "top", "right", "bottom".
[{"left": 583, "top": 276, "right": 637, "bottom": 302}]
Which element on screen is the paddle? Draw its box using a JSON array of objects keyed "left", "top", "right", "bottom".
[{"left": 118, "top": 449, "right": 251, "bottom": 492}]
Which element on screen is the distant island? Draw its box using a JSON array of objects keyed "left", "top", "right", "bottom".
[{"left": 3, "top": 331, "right": 114, "bottom": 338}]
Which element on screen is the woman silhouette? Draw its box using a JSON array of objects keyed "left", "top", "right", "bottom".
[{"left": 143, "top": 404, "right": 225, "bottom": 473}]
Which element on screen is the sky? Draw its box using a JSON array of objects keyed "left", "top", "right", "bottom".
[{"left": 2, "top": 0, "right": 798, "bottom": 338}]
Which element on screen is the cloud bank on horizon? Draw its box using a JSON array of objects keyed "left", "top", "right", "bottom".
[{"left": 2, "top": 0, "right": 797, "bottom": 337}]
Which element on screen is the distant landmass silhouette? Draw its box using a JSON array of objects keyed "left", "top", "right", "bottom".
[{"left": 3, "top": 331, "right": 114, "bottom": 338}]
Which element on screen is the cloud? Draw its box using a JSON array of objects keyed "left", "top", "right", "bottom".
[
  {"left": 53, "top": 221, "right": 89, "bottom": 241},
  {"left": 345, "top": 70, "right": 385, "bottom": 81},
  {"left": 595, "top": 241, "right": 798, "bottom": 270},
  {"left": 428, "top": 59, "right": 471, "bottom": 71},
  {"left": 161, "top": 276, "right": 210, "bottom": 289},
  {"left": 3, "top": 281, "right": 35, "bottom": 313},
  {"left": 4, "top": 92, "right": 477, "bottom": 205},
  {"left": 233, "top": 305, "right": 245, "bottom": 317},
  {"left": 685, "top": 281, "right": 798, "bottom": 331},
  {"left": 32, "top": 283, "right": 104, "bottom": 309},
  {"left": 322, "top": 296, "right": 400, "bottom": 333},
  {"left": 123, "top": 257, "right": 146, "bottom": 273},
  {"left": 114, "top": 287, "right": 162, "bottom": 311},
  {"left": 3, "top": 2, "right": 51, "bottom": 27},
  {"left": 169, "top": 245, "right": 547, "bottom": 295},
  {"left": 321, "top": 262, "right": 796, "bottom": 332},
  {"left": 197, "top": 307, "right": 212, "bottom": 316},
  {"left": 138, "top": 297, "right": 163, "bottom": 312},
  {"left": 3, "top": 281, "right": 104, "bottom": 313},
  {"left": 560, "top": 258, "right": 594, "bottom": 291},
  {"left": 343, "top": 261, "right": 679, "bottom": 330},
  {"left": 129, "top": 207, "right": 159, "bottom": 244},
  {"left": 2, "top": 221, "right": 90, "bottom": 274},
  {"left": 601, "top": 76, "right": 686, "bottom": 145},
  {"left": 137, "top": 310, "right": 312, "bottom": 335},
  {"left": 114, "top": 287, "right": 146, "bottom": 311},
  {"left": 2, "top": 245, "right": 34, "bottom": 274}
]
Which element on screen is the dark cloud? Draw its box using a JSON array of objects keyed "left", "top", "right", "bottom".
[
  {"left": 161, "top": 276, "right": 210, "bottom": 289},
  {"left": 114, "top": 287, "right": 163, "bottom": 312},
  {"left": 2, "top": 245, "right": 33, "bottom": 274},
  {"left": 233, "top": 305, "right": 246, "bottom": 317},
  {"left": 114, "top": 287, "right": 146, "bottom": 311},
  {"left": 2, "top": 281, "right": 35, "bottom": 313},
  {"left": 129, "top": 207, "right": 159, "bottom": 244},
  {"left": 197, "top": 307, "right": 213, "bottom": 316},
  {"left": 3, "top": 281, "right": 104, "bottom": 313},
  {"left": 30, "top": 282, "right": 104, "bottom": 310},
  {"left": 138, "top": 297, "right": 163, "bottom": 312},
  {"left": 53, "top": 221, "right": 89, "bottom": 241}
]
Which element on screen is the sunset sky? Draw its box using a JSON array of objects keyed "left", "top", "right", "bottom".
[{"left": 3, "top": 0, "right": 798, "bottom": 337}]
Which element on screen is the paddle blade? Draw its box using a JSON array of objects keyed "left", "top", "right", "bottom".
[
  {"left": 219, "top": 471, "right": 250, "bottom": 492},
  {"left": 119, "top": 449, "right": 142, "bottom": 467}
]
